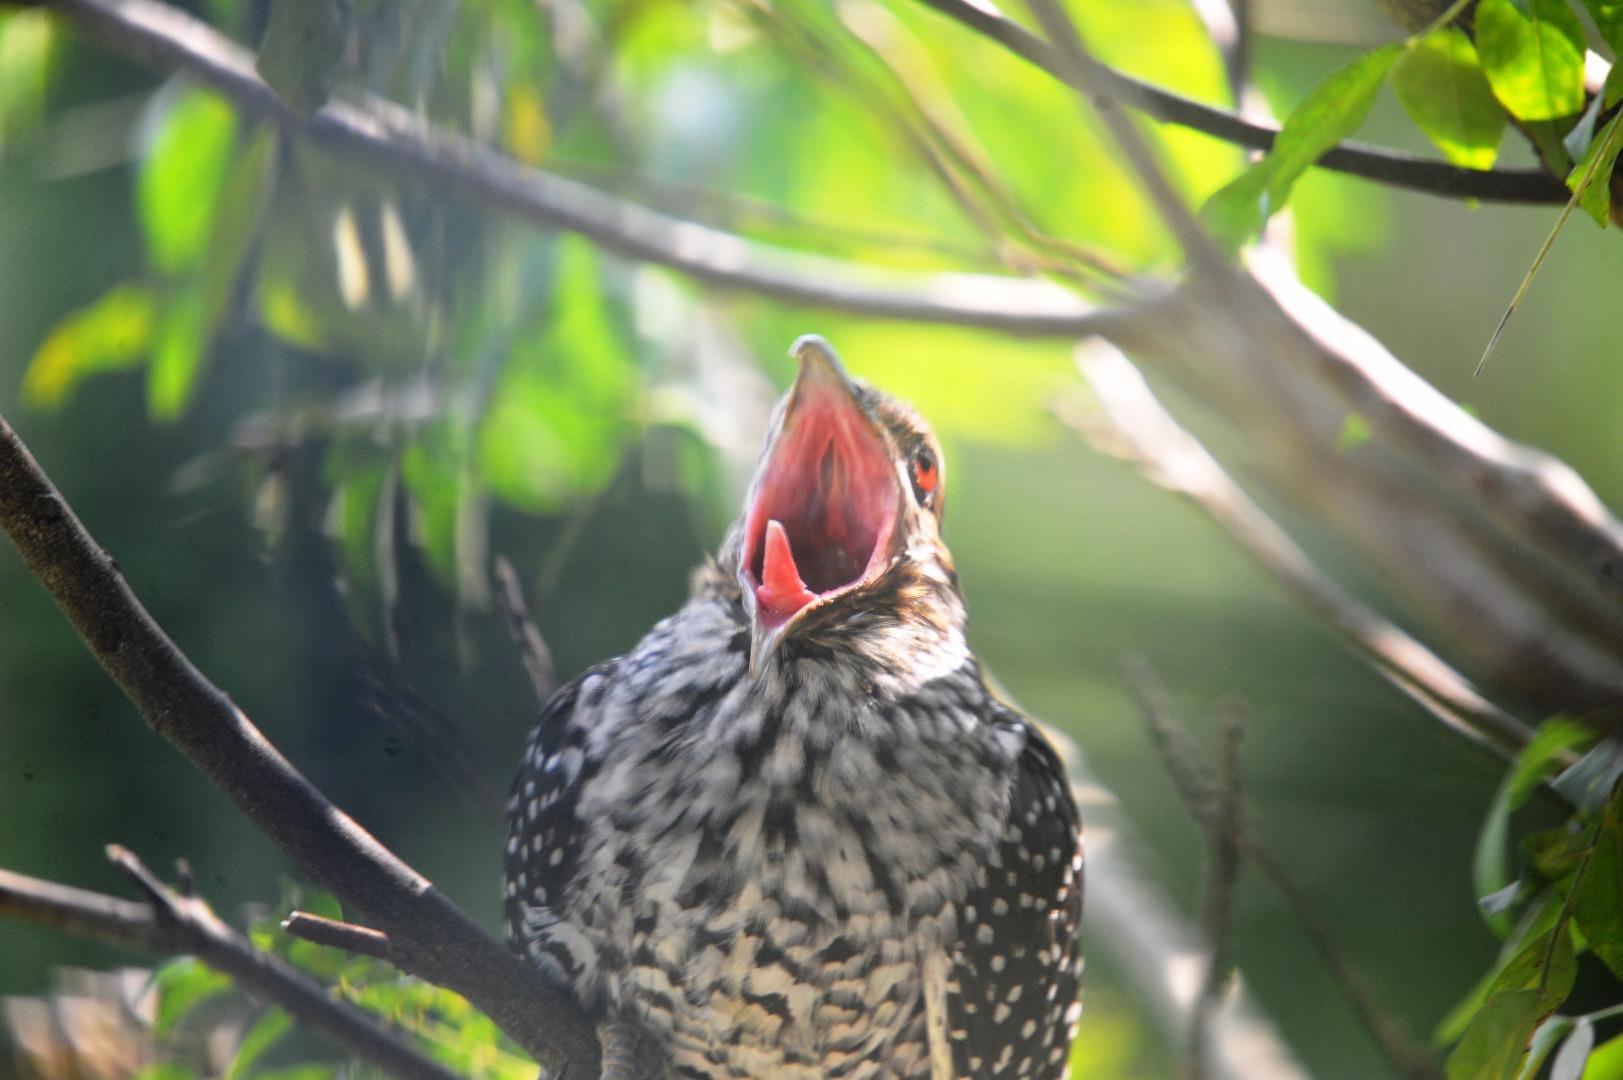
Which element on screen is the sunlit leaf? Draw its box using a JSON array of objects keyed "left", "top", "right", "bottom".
[
  {"left": 1203, "top": 45, "right": 1402, "bottom": 247},
  {"left": 1585, "top": 1031, "right": 1623, "bottom": 1078},
  {"left": 479, "top": 237, "right": 634, "bottom": 513},
  {"left": 149, "top": 280, "right": 207, "bottom": 421},
  {"left": 153, "top": 957, "right": 233, "bottom": 1038},
  {"left": 1391, "top": 29, "right": 1508, "bottom": 169},
  {"left": 1475, "top": 0, "right": 1586, "bottom": 122},
  {"left": 148, "top": 126, "right": 279, "bottom": 420},
  {"left": 138, "top": 89, "right": 238, "bottom": 274},
  {"left": 225, "top": 1007, "right": 291, "bottom": 1080},
  {"left": 23, "top": 283, "right": 156, "bottom": 407},
  {"left": 0, "top": 10, "right": 55, "bottom": 147}
]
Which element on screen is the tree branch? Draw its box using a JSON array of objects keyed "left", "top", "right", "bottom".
[
  {"left": 1063, "top": 340, "right": 1543, "bottom": 761},
  {"left": 0, "top": 411, "right": 601, "bottom": 1077},
  {"left": 38, "top": 0, "right": 1121, "bottom": 339},
  {"left": 1119, "top": 660, "right": 1445, "bottom": 1080},
  {"left": 0, "top": 850, "right": 461, "bottom": 1080},
  {"left": 1038, "top": 723, "right": 1312, "bottom": 1080},
  {"left": 911, "top": 0, "right": 1568, "bottom": 204}
]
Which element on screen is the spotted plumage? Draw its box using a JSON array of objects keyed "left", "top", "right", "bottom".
[{"left": 505, "top": 337, "right": 1083, "bottom": 1078}]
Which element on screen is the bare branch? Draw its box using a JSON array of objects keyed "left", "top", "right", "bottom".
[
  {"left": 1119, "top": 663, "right": 1445, "bottom": 1080},
  {"left": 1037, "top": 722, "right": 1312, "bottom": 1080},
  {"left": 1065, "top": 342, "right": 1540, "bottom": 761},
  {"left": 283, "top": 912, "right": 395, "bottom": 964},
  {"left": 1024, "top": 0, "right": 1222, "bottom": 272},
  {"left": 494, "top": 555, "right": 557, "bottom": 707},
  {"left": 910, "top": 0, "right": 1567, "bottom": 204},
  {"left": 0, "top": 410, "right": 601, "bottom": 1076},
  {"left": 40, "top": 0, "right": 1122, "bottom": 339},
  {"left": 1189, "top": 704, "right": 1244, "bottom": 1080},
  {"left": 0, "top": 851, "right": 462, "bottom": 1080}
]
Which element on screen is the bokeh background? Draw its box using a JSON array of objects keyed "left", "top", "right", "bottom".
[{"left": 1, "top": 1, "right": 1620, "bottom": 1077}]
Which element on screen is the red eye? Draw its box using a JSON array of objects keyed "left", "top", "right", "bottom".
[{"left": 911, "top": 448, "right": 938, "bottom": 500}]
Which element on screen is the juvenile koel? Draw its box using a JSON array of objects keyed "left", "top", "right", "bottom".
[{"left": 505, "top": 337, "right": 1083, "bottom": 1079}]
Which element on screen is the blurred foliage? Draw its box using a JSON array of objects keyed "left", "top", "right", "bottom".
[{"left": 3, "top": 0, "right": 1623, "bottom": 1077}]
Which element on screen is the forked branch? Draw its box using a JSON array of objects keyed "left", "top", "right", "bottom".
[
  {"left": 0, "top": 849, "right": 460, "bottom": 1080},
  {"left": 0, "top": 411, "right": 601, "bottom": 1076}
]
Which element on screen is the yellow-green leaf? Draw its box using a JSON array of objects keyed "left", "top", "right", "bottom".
[
  {"left": 22, "top": 283, "right": 156, "bottom": 407},
  {"left": 1392, "top": 29, "right": 1508, "bottom": 169},
  {"left": 138, "top": 89, "right": 238, "bottom": 274},
  {"left": 1202, "top": 45, "right": 1402, "bottom": 247},
  {"left": 1567, "top": 112, "right": 1623, "bottom": 227},
  {"left": 0, "top": 10, "right": 54, "bottom": 147},
  {"left": 1476, "top": 0, "right": 1586, "bottom": 122}
]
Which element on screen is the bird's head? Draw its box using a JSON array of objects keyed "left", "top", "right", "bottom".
[{"left": 728, "top": 335, "right": 963, "bottom": 680}]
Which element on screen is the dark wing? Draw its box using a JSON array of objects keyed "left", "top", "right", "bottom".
[
  {"left": 946, "top": 724, "right": 1084, "bottom": 1079},
  {"left": 503, "top": 665, "right": 611, "bottom": 995}
]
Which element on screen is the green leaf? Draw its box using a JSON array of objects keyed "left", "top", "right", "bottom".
[
  {"left": 1552, "top": 1019, "right": 1596, "bottom": 1080},
  {"left": 153, "top": 957, "right": 233, "bottom": 1038},
  {"left": 1450, "top": 988, "right": 1549, "bottom": 1080},
  {"left": 1573, "top": 779, "right": 1623, "bottom": 979},
  {"left": 1476, "top": 0, "right": 1586, "bottom": 122},
  {"left": 478, "top": 238, "right": 634, "bottom": 514},
  {"left": 149, "top": 280, "right": 208, "bottom": 421},
  {"left": 1585, "top": 1031, "right": 1623, "bottom": 1078},
  {"left": 1579, "top": 0, "right": 1623, "bottom": 57},
  {"left": 138, "top": 89, "right": 239, "bottom": 275},
  {"left": 1392, "top": 29, "right": 1509, "bottom": 169},
  {"left": 226, "top": 1007, "right": 292, "bottom": 1080},
  {"left": 1202, "top": 45, "right": 1402, "bottom": 247},
  {"left": 1523, "top": 827, "right": 1589, "bottom": 880},
  {"left": 256, "top": 0, "right": 349, "bottom": 116},
  {"left": 1568, "top": 112, "right": 1623, "bottom": 226},
  {"left": 1476, "top": 718, "right": 1593, "bottom": 933},
  {"left": 147, "top": 126, "right": 279, "bottom": 421},
  {"left": 22, "top": 283, "right": 156, "bottom": 407},
  {"left": 0, "top": 10, "right": 55, "bottom": 147},
  {"left": 1451, "top": 929, "right": 1577, "bottom": 1077}
]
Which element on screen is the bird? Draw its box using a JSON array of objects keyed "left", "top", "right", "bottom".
[{"left": 504, "top": 335, "right": 1083, "bottom": 1079}]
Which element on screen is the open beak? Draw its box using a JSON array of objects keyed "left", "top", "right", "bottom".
[{"left": 740, "top": 336, "right": 901, "bottom": 677}]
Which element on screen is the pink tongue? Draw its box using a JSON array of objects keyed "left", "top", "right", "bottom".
[{"left": 756, "top": 519, "right": 817, "bottom": 621}]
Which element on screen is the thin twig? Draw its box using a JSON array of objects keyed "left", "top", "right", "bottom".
[
  {"left": 1119, "top": 661, "right": 1445, "bottom": 1080},
  {"left": 0, "top": 851, "right": 461, "bottom": 1080},
  {"left": 910, "top": 0, "right": 1566, "bottom": 203},
  {"left": 1024, "top": 0, "right": 1222, "bottom": 272},
  {"left": 40, "top": 0, "right": 1123, "bottom": 339},
  {"left": 1034, "top": 720, "right": 1312, "bottom": 1080},
  {"left": 494, "top": 555, "right": 556, "bottom": 707},
  {"left": 1065, "top": 340, "right": 1543, "bottom": 762},
  {"left": 283, "top": 911, "right": 395, "bottom": 963},
  {"left": 1188, "top": 704, "right": 1244, "bottom": 1080},
  {"left": 0, "top": 410, "right": 601, "bottom": 1076}
]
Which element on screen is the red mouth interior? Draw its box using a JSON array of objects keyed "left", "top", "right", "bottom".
[{"left": 744, "top": 386, "right": 898, "bottom": 633}]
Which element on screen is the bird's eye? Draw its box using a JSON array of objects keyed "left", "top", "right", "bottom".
[{"left": 910, "top": 447, "right": 939, "bottom": 504}]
